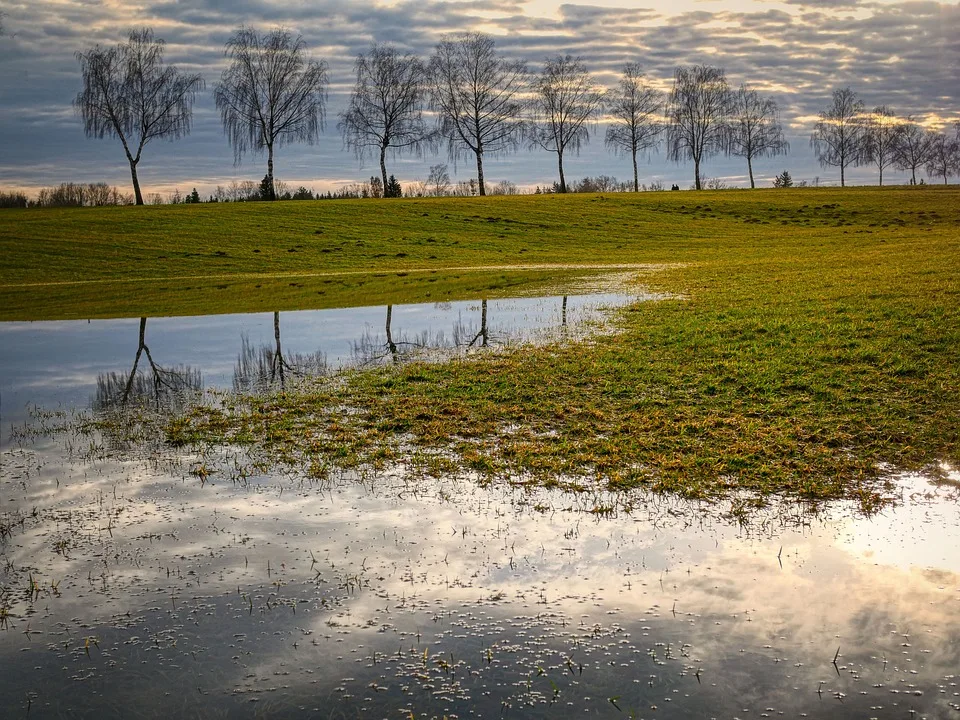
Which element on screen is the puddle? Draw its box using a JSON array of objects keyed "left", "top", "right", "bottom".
[
  {"left": 0, "top": 287, "right": 643, "bottom": 432},
  {"left": 2, "top": 281, "right": 960, "bottom": 719},
  {"left": 2, "top": 442, "right": 959, "bottom": 719}
]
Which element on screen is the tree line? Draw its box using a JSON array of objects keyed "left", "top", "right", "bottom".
[{"left": 57, "top": 27, "right": 960, "bottom": 204}]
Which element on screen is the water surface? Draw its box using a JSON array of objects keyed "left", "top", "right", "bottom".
[
  {"left": 1, "top": 285, "right": 959, "bottom": 719},
  {"left": 0, "top": 290, "right": 633, "bottom": 432}
]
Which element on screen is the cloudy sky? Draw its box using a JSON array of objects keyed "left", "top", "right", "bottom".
[{"left": 0, "top": 0, "right": 957, "bottom": 196}]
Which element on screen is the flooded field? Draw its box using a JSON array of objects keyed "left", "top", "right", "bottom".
[{"left": 2, "top": 287, "right": 960, "bottom": 719}]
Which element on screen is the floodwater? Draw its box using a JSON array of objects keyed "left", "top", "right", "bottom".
[
  {"left": 2, "top": 288, "right": 960, "bottom": 719},
  {"left": 0, "top": 290, "right": 635, "bottom": 431}
]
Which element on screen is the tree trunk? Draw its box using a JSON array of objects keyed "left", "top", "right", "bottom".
[
  {"left": 380, "top": 144, "right": 389, "bottom": 198},
  {"left": 911, "top": 168, "right": 916, "bottom": 185},
  {"left": 476, "top": 151, "right": 485, "bottom": 197},
  {"left": 267, "top": 144, "right": 276, "bottom": 201},
  {"left": 123, "top": 317, "right": 148, "bottom": 403},
  {"left": 129, "top": 159, "right": 144, "bottom": 206},
  {"left": 840, "top": 161, "right": 845, "bottom": 188},
  {"left": 694, "top": 156, "right": 701, "bottom": 190},
  {"left": 632, "top": 151, "right": 639, "bottom": 192},
  {"left": 879, "top": 166, "right": 883, "bottom": 187},
  {"left": 747, "top": 156, "right": 755, "bottom": 189},
  {"left": 480, "top": 299, "right": 488, "bottom": 348},
  {"left": 273, "top": 311, "right": 285, "bottom": 386},
  {"left": 558, "top": 151, "right": 566, "bottom": 193},
  {"left": 385, "top": 305, "right": 398, "bottom": 362}
]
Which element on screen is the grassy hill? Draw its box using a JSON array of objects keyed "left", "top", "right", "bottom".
[{"left": 2, "top": 186, "right": 956, "bottom": 319}]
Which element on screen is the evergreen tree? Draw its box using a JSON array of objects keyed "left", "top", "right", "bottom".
[
  {"left": 773, "top": 170, "right": 793, "bottom": 188},
  {"left": 258, "top": 174, "right": 274, "bottom": 201},
  {"left": 385, "top": 175, "right": 403, "bottom": 198}
]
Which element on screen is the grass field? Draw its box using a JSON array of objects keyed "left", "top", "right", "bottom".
[{"left": 3, "top": 186, "right": 958, "bottom": 507}]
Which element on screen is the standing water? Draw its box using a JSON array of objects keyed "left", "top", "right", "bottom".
[{"left": 1, "top": 289, "right": 959, "bottom": 719}]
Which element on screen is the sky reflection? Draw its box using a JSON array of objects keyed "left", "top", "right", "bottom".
[{"left": 2, "top": 430, "right": 960, "bottom": 718}]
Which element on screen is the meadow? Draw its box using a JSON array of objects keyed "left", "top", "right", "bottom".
[{"left": 2, "top": 186, "right": 958, "bottom": 506}]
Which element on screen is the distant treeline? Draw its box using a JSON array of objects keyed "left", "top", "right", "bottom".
[
  {"left": 0, "top": 183, "right": 134, "bottom": 208},
  {"left": 2, "top": 172, "right": 690, "bottom": 208}
]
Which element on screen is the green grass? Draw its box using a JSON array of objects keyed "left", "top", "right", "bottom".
[
  {"left": 3, "top": 186, "right": 953, "bottom": 319},
  {"left": 5, "top": 186, "right": 959, "bottom": 507}
]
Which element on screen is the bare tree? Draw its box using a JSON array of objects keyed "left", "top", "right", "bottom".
[
  {"left": 893, "top": 119, "right": 934, "bottom": 185},
  {"left": 862, "top": 106, "right": 905, "bottom": 186},
  {"left": 666, "top": 65, "right": 731, "bottom": 191},
  {"left": 427, "top": 163, "right": 451, "bottom": 196},
  {"left": 925, "top": 130, "right": 959, "bottom": 184},
  {"left": 429, "top": 33, "right": 526, "bottom": 196},
  {"left": 215, "top": 27, "right": 328, "bottom": 201},
  {"left": 529, "top": 55, "right": 605, "bottom": 194},
  {"left": 810, "top": 87, "right": 865, "bottom": 188},
  {"left": 339, "top": 44, "right": 434, "bottom": 196},
  {"left": 75, "top": 29, "right": 204, "bottom": 205},
  {"left": 727, "top": 84, "right": 788, "bottom": 189},
  {"left": 604, "top": 63, "right": 663, "bottom": 192}
]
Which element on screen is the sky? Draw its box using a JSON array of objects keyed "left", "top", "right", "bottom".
[{"left": 0, "top": 0, "right": 957, "bottom": 197}]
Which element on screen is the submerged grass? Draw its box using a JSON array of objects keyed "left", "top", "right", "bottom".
[{"left": 5, "top": 187, "right": 958, "bottom": 506}]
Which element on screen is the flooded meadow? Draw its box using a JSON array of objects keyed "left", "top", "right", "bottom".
[{"left": 2, "top": 285, "right": 960, "bottom": 719}]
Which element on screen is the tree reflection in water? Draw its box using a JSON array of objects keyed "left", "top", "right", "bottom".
[
  {"left": 233, "top": 311, "right": 327, "bottom": 391},
  {"left": 94, "top": 317, "right": 202, "bottom": 412},
  {"left": 352, "top": 301, "right": 499, "bottom": 366}
]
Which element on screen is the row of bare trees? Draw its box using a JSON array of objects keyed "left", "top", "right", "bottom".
[
  {"left": 74, "top": 27, "right": 959, "bottom": 204},
  {"left": 333, "top": 44, "right": 789, "bottom": 193},
  {"left": 811, "top": 88, "right": 960, "bottom": 186}
]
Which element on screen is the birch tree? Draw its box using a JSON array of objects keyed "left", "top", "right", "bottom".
[
  {"left": 604, "top": 63, "right": 663, "bottom": 192},
  {"left": 75, "top": 29, "right": 204, "bottom": 205},
  {"left": 893, "top": 119, "right": 934, "bottom": 185},
  {"left": 339, "top": 44, "right": 434, "bottom": 196},
  {"left": 665, "top": 65, "right": 731, "bottom": 190},
  {"left": 727, "top": 84, "right": 788, "bottom": 189},
  {"left": 862, "top": 105, "right": 904, "bottom": 186},
  {"left": 429, "top": 33, "right": 526, "bottom": 196},
  {"left": 529, "top": 55, "right": 605, "bottom": 193},
  {"left": 810, "top": 87, "right": 865, "bottom": 187},
  {"left": 925, "top": 130, "right": 959, "bottom": 184},
  {"left": 215, "top": 27, "right": 328, "bottom": 201}
]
